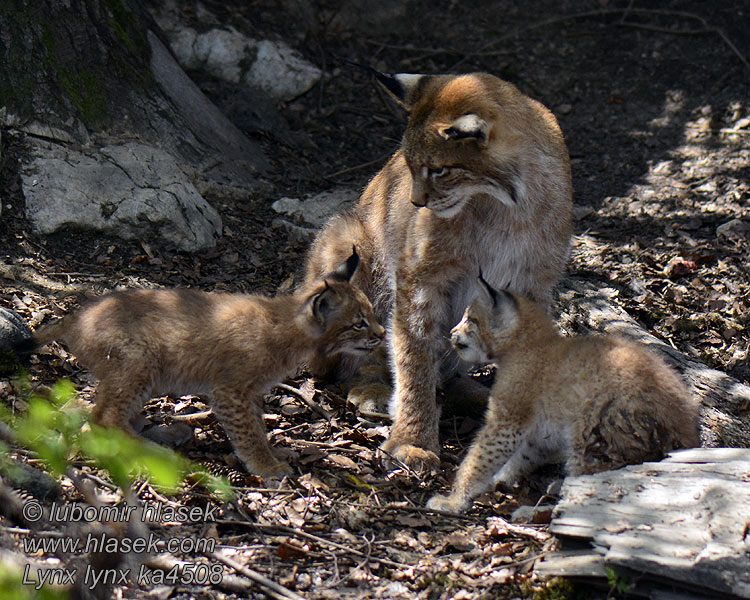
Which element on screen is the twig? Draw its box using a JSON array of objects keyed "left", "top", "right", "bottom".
[
  {"left": 170, "top": 409, "right": 214, "bottom": 423},
  {"left": 684, "top": 126, "right": 750, "bottom": 135},
  {"left": 324, "top": 154, "right": 391, "bottom": 180},
  {"left": 275, "top": 383, "right": 332, "bottom": 420},
  {"left": 207, "top": 550, "right": 307, "bottom": 600},
  {"left": 0, "top": 526, "right": 64, "bottom": 537},
  {"left": 216, "top": 520, "right": 417, "bottom": 571},
  {"left": 79, "top": 469, "right": 120, "bottom": 491},
  {"left": 452, "top": 8, "right": 748, "bottom": 71},
  {"left": 357, "top": 409, "right": 391, "bottom": 421},
  {"left": 148, "top": 553, "right": 261, "bottom": 595}
]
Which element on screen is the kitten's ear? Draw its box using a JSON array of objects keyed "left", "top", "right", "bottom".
[
  {"left": 327, "top": 247, "right": 360, "bottom": 283},
  {"left": 373, "top": 71, "right": 428, "bottom": 110},
  {"left": 308, "top": 283, "right": 341, "bottom": 326},
  {"left": 477, "top": 270, "right": 499, "bottom": 307},
  {"left": 476, "top": 273, "right": 518, "bottom": 319},
  {"left": 440, "top": 114, "right": 489, "bottom": 146}
]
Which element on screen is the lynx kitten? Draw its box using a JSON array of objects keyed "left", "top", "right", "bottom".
[
  {"left": 427, "top": 277, "right": 700, "bottom": 513},
  {"left": 31, "top": 250, "right": 384, "bottom": 476}
]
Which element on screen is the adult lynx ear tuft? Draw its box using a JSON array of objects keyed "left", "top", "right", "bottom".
[
  {"left": 440, "top": 114, "right": 489, "bottom": 145},
  {"left": 373, "top": 71, "right": 428, "bottom": 109},
  {"left": 328, "top": 247, "right": 360, "bottom": 283}
]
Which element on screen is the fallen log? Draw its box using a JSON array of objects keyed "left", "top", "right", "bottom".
[
  {"left": 557, "top": 276, "right": 750, "bottom": 448},
  {"left": 538, "top": 448, "right": 750, "bottom": 599}
]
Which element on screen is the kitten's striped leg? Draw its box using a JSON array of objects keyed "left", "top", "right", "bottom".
[
  {"left": 427, "top": 419, "right": 522, "bottom": 513},
  {"left": 211, "top": 388, "right": 293, "bottom": 477}
]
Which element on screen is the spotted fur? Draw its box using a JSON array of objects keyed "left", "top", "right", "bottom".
[
  {"left": 33, "top": 251, "right": 384, "bottom": 476},
  {"left": 427, "top": 280, "right": 700, "bottom": 513}
]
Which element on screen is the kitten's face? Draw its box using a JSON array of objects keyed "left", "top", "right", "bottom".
[
  {"left": 304, "top": 281, "right": 385, "bottom": 357},
  {"left": 298, "top": 247, "right": 385, "bottom": 356},
  {"left": 450, "top": 303, "right": 492, "bottom": 364},
  {"left": 450, "top": 279, "right": 519, "bottom": 364},
  {"left": 324, "top": 283, "right": 385, "bottom": 356}
]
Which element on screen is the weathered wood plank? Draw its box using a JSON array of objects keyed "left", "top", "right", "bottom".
[
  {"left": 544, "top": 448, "right": 750, "bottom": 599},
  {"left": 534, "top": 550, "right": 607, "bottom": 578}
]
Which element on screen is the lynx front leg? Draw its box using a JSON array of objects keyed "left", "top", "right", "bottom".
[
  {"left": 91, "top": 378, "right": 151, "bottom": 437},
  {"left": 381, "top": 283, "right": 444, "bottom": 472},
  {"left": 210, "top": 387, "right": 293, "bottom": 477},
  {"left": 426, "top": 420, "right": 523, "bottom": 514}
]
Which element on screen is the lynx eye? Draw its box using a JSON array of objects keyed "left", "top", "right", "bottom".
[
  {"left": 352, "top": 318, "right": 368, "bottom": 330},
  {"left": 428, "top": 167, "right": 447, "bottom": 178}
]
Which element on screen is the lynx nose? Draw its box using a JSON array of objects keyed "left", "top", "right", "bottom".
[{"left": 450, "top": 329, "right": 466, "bottom": 350}]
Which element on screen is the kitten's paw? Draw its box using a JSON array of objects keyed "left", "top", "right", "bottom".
[
  {"left": 380, "top": 441, "right": 440, "bottom": 473},
  {"left": 259, "top": 461, "right": 294, "bottom": 478},
  {"left": 426, "top": 494, "right": 468, "bottom": 514},
  {"left": 347, "top": 383, "right": 391, "bottom": 414},
  {"left": 142, "top": 423, "right": 194, "bottom": 447}
]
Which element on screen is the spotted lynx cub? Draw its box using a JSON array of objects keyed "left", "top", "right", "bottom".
[
  {"left": 427, "top": 277, "right": 700, "bottom": 513},
  {"left": 305, "top": 71, "right": 573, "bottom": 470},
  {"left": 31, "top": 250, "right": 384, "bottom": 476}
]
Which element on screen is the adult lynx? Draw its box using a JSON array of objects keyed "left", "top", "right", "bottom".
[
  {"left": 305, "top": 71, "right": 573, "bottom": 469},
  {"left": 427, "top": 278, "right": 700, "bottom": 513},
  {"left": 29, "top": 250, "right": 384, "bottom": 476}
]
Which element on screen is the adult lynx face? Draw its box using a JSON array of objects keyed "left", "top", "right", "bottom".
[
  {"left": 377, "top": 71, "right": 550, "bottom": 219},
  {"left": 305, "top": 70, "right": 573, "bottom": 471}
]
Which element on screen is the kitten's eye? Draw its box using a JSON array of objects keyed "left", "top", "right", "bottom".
[
  {"left": 428, "top": 167, "right": 447, "bottom": 178},
  {"left": 352, "top": 318, "right": 368, "bottom": 330}
]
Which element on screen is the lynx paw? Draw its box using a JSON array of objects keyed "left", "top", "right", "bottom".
[
  {"left": 259, "top": 461, "right": 294, "bottom": 478},
  {"left": 426, "top": 494, "right": 469, "bottom": 514},
  {"left": 347, "top": 383, "right": 391, "bottom": 414},
  {"left": 380, "top": 442, "right": 440, "bottom": 473},
  {"left": 238, "top": 457, "right": 293, "bottom": 478},
  {"left": 142, "top": 423, "right": 194, "bottom": 447}
]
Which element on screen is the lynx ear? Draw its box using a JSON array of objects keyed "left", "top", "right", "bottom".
[
  {"left": 373, "top": 71, "right": 428, "bottom": 109},
  {"left": 476, "top": 272, "right": 517, "bottom": 315},
  {"left": 327, "top": 247, "right": 360, "bottom": 283},
  {"left": 440, "top": 114, "right": 489, "bottom": 145},
  {"left": 309, "top": 283, "right": 340, "bottom": 326},
  {"left": 477, "top": 270, "right": 499, "bottom": 307}
]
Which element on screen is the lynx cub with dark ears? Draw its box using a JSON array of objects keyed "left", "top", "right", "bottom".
[
  {"left": 427, "top": 277, "right": 700, "bottom": 513},
  {"left": 32, "top": 250, "right": 384, "bottom": 476},
  {"left": 305, "top": 71, "right": 573, "bottom": 470}
]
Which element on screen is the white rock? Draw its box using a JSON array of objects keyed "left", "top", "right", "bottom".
[
  {"left": 271, "top": 189, "right": 358, "bottom": 228},
  {"left": 247, "top": 40, "right": 321, "bottom": 102},
  {"left": 21, "top": 141, "right": 222, "bottom": 252},
  {"left": 164, "top": 26, "right": 321, "bottom": 102}
]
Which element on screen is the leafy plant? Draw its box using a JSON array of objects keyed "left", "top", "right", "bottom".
[
  {"left": 1, "top": 378, "right": 233, "bottom": 499},
  {"left": 0, "top": 567, "right": 68, "bottom": 600},
  {"left": 605, "top": 567, "right": 631, "bottom": 597}
]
